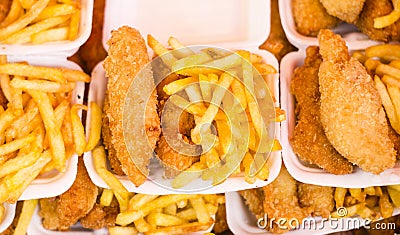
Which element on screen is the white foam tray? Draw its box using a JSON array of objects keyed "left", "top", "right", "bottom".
[
  {"left": 3, "top": 56, "right": 85, "bottom": 200},
  {"left": 279, "top": 0, "right": 381, "bottom": 50},
  {"left": 280, "top": 51, "right": 400, "bottom": 187},
  {"left": 84, "top": 56, "right": 281, "bottom": 194},
  {"left": 0, "top": 0, "right": 93, "bottom": 56},
  {"left": 226, "top": 191, "right": 400, "bottom": 235},
  {"left": 0, "top": 203, "right": 16, "bottom": 233}
]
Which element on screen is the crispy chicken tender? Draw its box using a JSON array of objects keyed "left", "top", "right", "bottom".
[
  {"left": 291, "top": 46, "right": 353, "bottom": 174},
  {"left": 356, "top": 0, "right": 400, "bottom": 42},
  {"left": 239, "top": 188, "right": 265, "bottom": 220},
  {"left": 298, "top": 183, "right": 334, "bottom": 218},
  {"left": 292, "top": 0, "right": 340, "bottom": 36},
  {"left": 39, "top": 158, "right": 98, "bottom": 231},
  {"left": 318, "top": 29, "right": 396, "bottom": 174},
  {"left": 320, "top": 0, "right": 366, "bottom": 23},
  {"left": 262, "top": 167, "right": 311, "bottom": 234},
  {"left": 103, "top": 26, "right": 161, "bottom": 186},
  {"left": 80, "top": 199, "right": 119, "bottom": 230}
]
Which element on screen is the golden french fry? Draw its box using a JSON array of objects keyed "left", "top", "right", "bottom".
[
  {"left": 100, "top": 188, "right": 114, "bottom": 207},
  {"left": 128, "top": 194, "right": 159, "bottom": 211},
  {"left": 14, "top": 199, "right": 38, "bottom": 235},
  {"left": 163, "top": 203, "right": 178, "bottom": 216},
  {"left": 68, "top": 9, "right": 80, "bottom": 40},
  {"left": 171, "top": 162, "right": 207, "bottom": 189},
  {"left": 0, "top": 0, "right": 22, "bottom": 28},
  {"left": 163, "top": 77, "right": 197, "bottom": 95},
  {"left": 175, "top": 67, "right": 222, "bottom": 77},
  {"left": 231, "top": 79, "right": 247, "bottom": 109},
  {"left": 364, "top": 186, "right": 376, "bottom": 196},
  {"left": 382, "top": 75, "right": 400, "bottom": 88},
  {"left": 203, "top": 147, "right": 220, "bottom": 168},
  {"left": 34, "top": 4, "right": 75, "bottom": 22},
  {"left": 387, "top": 186, "right": 400, "bottom": 207},
  {"left": 172, "top": 51, "right": 213, "bottom": 72},
  {"left": 27, "top": 90, "right": 66, "bottom": 171},
  {"left": 0, "top": 150, "right": 41, "bottom": 178},
  {"left": 390, "top": 60, "right": 400, "bottom": 69},
  {"left": 202, "top": 52, "right": 242, "bottom": 71},
  {"left": 109, "top": 226, "right": 138, "bottom": 235},
  {"left": 85, "top": 102, "right": 102, "bottom": 151},
  {"left": 331, "top": 203, "right": 366, "bottom": 218},
  {"left": 0, "top": 63, "right": 66, "bottom": 83},
  {"left": 0, "top": 133, "right": 35, "bottom": 155},
  {"left": 0, "top": 0, "right": 51, "bottom": 41},
  {"left": 374, "top": 0, "right": 400, "bottom": 28},
  {"left": 375, "top": 186, "right": 383, "bottom": 196},
  {"left": 349, "top": 188, "right": 366, "bottom": 202},
  {"left": 61, "top": 103, "right": 74, "bottom": 147},
  {"left": 116, "top": 195, "right": 200, "bottom": 226},
  {"left": 168, "top": 36, "right": 195, "bottom": 58},
  {"left": 147, "top": 34, "right": 177, "bottom": 67},
  {"left": 334, "top": 187, "right": 347, "bottom": 208},
  {"left": 147, "top": 212, "right": 188, "bottom": 227},
  {"left": 70, "top": 104, "right": 86, "bottom": 155},
  {"left": 133, "top": 217, "right": 151, "bottom": 233},
  {"left": 2, "top": 15, "right": 70, "bottom": 44},
  {"left": 364, "top": 59, "right": 382, "bottom": 73},
  {"left": 32, "top": 26, "right": 69, "bottom": 44},
  {"left": 379, "top": 190, "right": 394, "bottom": 218},
  {"left": 10, "top": 77, "right": 75, "bottom": 93},
  {"left": 198, "top": 73, "right": 212, "bottom": 102},
  {"left": 189, "top": 197, "right": 211, "bottom": 224},
  {"left": 357, "top": 206, "right": 376, "bottom": 220},
  {"left": 376, "top": 64, "right": 400, "bottom": 79},
  {"left": 253, "top": 63, "right": 277, "bottom": 75},
  {"left": 20, "top": 0, "right": 37, "bottom": 9},
  {"left": 365, "top": 196, "right": 379, "bottom": 208},
  {"left": 59, "top": 68, "right": 90, "bottom": 82},
  {"left": 0, "top": 204, "right": 4, "bottom": 222},
  {"left": 365, "top": 44, "right": 400, "bottom": 61},
  {"left": 144, "top": 221, "right": 213, "bottom": 235},
  {"left": 176, "top": 199, "right": 188, "bottom": 209},
  {"left": 352, "top": 51, "right": 368, "bottom": 64}
]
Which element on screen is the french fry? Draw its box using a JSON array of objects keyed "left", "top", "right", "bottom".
[
  {"left": 253, "top": 63, "right": 277, "bottom": 75},
  {"left": 163, "top": 77, "right": 197, "bottom": 95},
  {"left": 365, "top": 196, "right": 379, "bottom": 208},
  {"left": 0, "top": 0, "right": 22, "bottom": 28},
  {"left": 33, "top": 4, "right": 75, "bottom": 22},
  {"left": 32, "top": 26, "right": 69, "bottom": 44},
  {"left": 390, "top": 60, "right": 400, "bottom": 69},
  {"left": 100, "top": 188, "right": 114, "bottom": 207},
  {"left": 374, "top": 0, "right": 400, "bottom": 28},
  {"left": 331, "top": 203, "right": 365, "bottom": 218},
  {"left": 334, "top": 187, "right": 347, "bottom": 208},
  {"left": 0, "top": 63, "right": 66, "bottom": 83},
  {"left": 0, "top": 133, "right": 35, "bottom": 155},
  {"left": 144, "top": 221, "right": 213, "bottom": 235},
  {"left": 375, "top": 186, "right": 383, "bottom": 197},
  {"left": 85, "top": 102, "right": 102, "bottom": 151},
  {"left": 364, "top": 59, "right": 382, "bottom": 73},
  {"left": 134, "top": 217, "right": 151, "bottom": 233},
  {"left": 70, "top": 104, "right": 86, "bottom": 155},
  {"left": 349, "top": 188, "right": 366, "bottom": 202},
  {"left": 231, "top": 79, "right": 247, "bottom": 109},
  {"left": 0, "top": 150, "right": 41, "bottom": 178},
  {"left": 189, "top": 197, "right": 211, "bottom": 224},
  {"left": 147, "top": 34, "right": 177, "bottom": 67},
  {"left": 364, "top": 186, "right": 376, "bottom": 196},
  {"left": 387, "top": 186, "right": 400, "bottom": 207},
  {"left": 198, "top": 73, "right": 212, "bottom": 102},
  {"left": 14, "top": 199, "right": 38, "bottom": 235},
  {"left": 10, "top": 77, "right": 75, "bottom": 93},
  {"left": 379, "top": 190, "right": 394, "bottom": 218},
  {"left": 59, "top": 68, "right": 91, "bottom": 82},
  {"left": 147, "top": 212, "right": 188, "bottom": 227},
  {"left": 0, "top": 0, "right": 50, "bottom": 41},
  {"left": 172, "top": 52, "right": 212, "bottom": 72},
  {"left": 0, "top": 204, "right": 4, "bottom": 223},
  {"left": 20, "top": 0, "right": 37, "bottom": 9},
  {"left": 109, "top": 226, "right": 138, "bottom": 235},
  {"left": 164, "top": 203, "right": 178, "bottom": 215},
  {"left": 171, "top": 162, "right": 207, "bottom": 189},
  {"left": 376, "top": 64, "right": 400, "bottom": 79},
  {"left": 382, "top": 75, "right": 400, "bottom": 88},
  {"left": 168, "top": 36, "right": 195, "bottom": 58},
  {"left": 352, "top": 51, "right": 368, "bottom": 64},
  {"left": 365, "top": 44, "right": 400, "bottom": 61},
  {"left": 128, "top": 194, "right": 159, "bottom": 211},
  {"left": 68, "top": 9, "right": 80, "bottom": 40}
]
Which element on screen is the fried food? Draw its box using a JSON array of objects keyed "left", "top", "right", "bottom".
[
  {"left": 239, "top": 188, "right": 264, "bottom": 220},
  {"left": 320, "top": 0, "right": 366, "bottom": 23},
  {"left": 291, "top": 46, "right": 353, "bottom": 174},
  {"left": 262, "top": 166, "right": 311, "bottom": 234},
  {"left": 259, "top": 0, "right": 296, "bottom": 61},
  {"left": 103, "top": 26, "right": 161, "bottom": 186},
  {"left": 292, "top": 0, "right": 340, "bottom": 36},
  {"left": 40, "top": 158, "right": 98, "bottom": 231},
  {"left": 80, "top": 199, "right": 119, "bottom": 230},
  {"left": 0, "top": 0, "right": 11, "bottom": 26},
  {"left": 356, "top": 0, "right": 400, "bottom": 42},
  {"left": 318, "top": 29, "right": 396, "bottom": 174},
  {"left": 212, "top": 203, "right": 228, "bottom": 234},
  {"left": 298, "top": 183, "right": 335, "bottom": 218}
]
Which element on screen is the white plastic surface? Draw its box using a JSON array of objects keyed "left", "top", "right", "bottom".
[
  {"left": 226, "top": 191, "right": 400, "bottom": 235},
  {"left": 0, "top": 0, "right": 93, "bottom": 56},
  {"left": 0, "top": 203, "right": 16, "bottom": 233},
  {"left": 84, "top": 47, "right": 281, "bottom": 194},
  {"left": 3, "top": 56, "right": 85, "bottom": 200},
  {"left": 102, "top": 0, "right": 270, "bottom": 50},
  {"left": 279, "top": 0, "right": 381, "bottom": 50},
  {"left": 280, "top": 51, "right": 400, "bottom": 187}
]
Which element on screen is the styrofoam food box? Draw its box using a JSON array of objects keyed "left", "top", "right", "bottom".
[
  {"left": 84, "top": 59, "right": 281, "bottom": 194},
  {"left": 226, "top": 191, "right": 400, "bottom": 235},
  {"left": 27, "top": 201, "right": 214, "bottom": 235},
  {"left": 0, "top": 203, "right": 16, "bottom": 233},
  {"left": 0, "top": 0, "right": 93, "bottom": 56},
  {"left": 280, "top": 51, "right": 400, "bottom": 187},
  {"left": 83, "top": 0, "right": 282, "bottom": 194},
  {"left": 279, "top": 0, "right": 382, "bottom": 50}
]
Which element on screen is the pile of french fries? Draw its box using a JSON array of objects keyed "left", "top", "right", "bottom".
[
  {"left": 148, "top": 35, "right": 285, "bottom": 187},
  {"left": 0, "top": 0, "right": 81, "bottom": 44},
  {"left": 374, "top": 0, "right": 400, "bottom": 29},
  {"left": 331, "top": 186, "right": 400, "bottom": 220},
  {"left": 92, "top": 145, "right": 225, "bottom": 235},
  {"left": 353, "top": 44, "right": 400, "bottom": 135},
  {"left": 0, "top": 55, "right": 91, "bottom": 204}
]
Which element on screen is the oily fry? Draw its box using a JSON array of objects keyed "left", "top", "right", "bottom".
[
  {"left": 85, "top": 102, "right": 102, "bottom": 151},
  {"left": 168, "top": 36, "right": 195, "bottom": 58},
  {"left": 14, "top": 199, "right": 38, "bottom": 235},
  {"left": 334, "top": 187, "right": 347, "bottom": 208},
  {"left": 365, "top": 44, "right": 400, "bottom": 61},
  {"left": 33, "top": 3, "right": 75, "bottom": 22},
  {"left": 0, "top": 63, "right": 66, "bottom": 83},
  {"left": 0, "top": 133, "right": 35, "bottom": 155},
  {"left": 379, "top": 190, "right": 394, "bottom": 218},
  {"left": 100, "top": 188, "right": 114, "bottom": 207},
  {"left": 144, "top": 221, "right": 213, "bottom": 235},
  {"left": 376, "top": 64, "right": 400, "bottom": 80},
  {"left": 109, "top": 226, "right": 138, "bottom": 235},
  {"left": 68, "top": 9, "right": 80, "bottom": 40},
  {"left": 172, "top": 51, "right": 213, "bottom": 72},
  {"left": 70, "top": 104, "right": 86, "bottom": 155},
  {"left": 0, "top": 0, "right": 22, "bottom": 28},
  {"left": 10, "top": 77, "right": 75, "bottom": 93},
  {"left": 32, "top": 26, "right": 69, "bottom": 44},
  {"left": 147, "top": 34, "right": 177, "bottom": 67},
  {"left": 147, "top": 212, "right": 188, "bottom": 227}
]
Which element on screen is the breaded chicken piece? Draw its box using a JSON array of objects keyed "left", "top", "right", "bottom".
[
  {"left": 103, "top": 26, "right": 161, "bottom": 186},
  {"left": 40, "top": 158, "right": 98, "bottom": 231},
  {"left": 213, "top": 203, "right": 229, "bottom": 234},
  {"left": 320, "top": 0, "right": 366, "bottom": 23},
  {"left": 263, "top": 167, "right": 311, "bottom": 234},
  {"left": 388, "top": 124, "right": 400, "bottom": 160},
  {"left": 80, "top": 199, "right": 119, "bottom": 230},
  {"left": 259, "top": 0, "right": 296, "bottom": 61},
  {"left": 239, "top": 188, "right": 265, "bottom": 220},
  {"left": 291, "top": 46, "right": 353, "bottom": 174},
  {"left": 318, "top": 29, "right": 396, "bottom": 174},
  {"left": 356, "top": 0, "right": 400, "bottom": 42},
  {"left": 292, "top": 0, "right": 340, "bottom": 36},
  {"left": 298, "top": 183, "right": 334, "bottom": 218}
]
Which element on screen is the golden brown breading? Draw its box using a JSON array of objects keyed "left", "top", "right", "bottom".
[
  {"left": 298, "top": 183, "right": 334, "bottom": 218},
  {"left": 318, "top": 29, "right": 396, "bottom": 174},
  {"left": 103, "top": 26, "right": 161, "bottom": 186},
  {"left": 239, "top": 188, "right": 264, "bottom": 220},
  {"left": 262, "top": 167, "right": 311, "bottom": 234},
  {"left": 356, "top": 0, "right": 399, "bottom": 42},
  {"left": 80, "top": 199, "right": 119, "bottom": 230},
  {"left": 213, "top": 203, "right": 229, "bottom": 234},
  {"left": 259, "top": 0, "right": 296, "bottom": 61},
  {"left": 39, "top": 198, "right": 60, "bottom": 230},
  {"left": 292, "top": 0, "right": 340, "bottom": 36},
  {"left": 291, "top": 46, "right": 353, "bottom": 174},
  {"left": 320, "top": 0, "right": 366, "bottom": 23}
]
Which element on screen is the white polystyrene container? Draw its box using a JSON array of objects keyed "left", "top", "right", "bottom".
[
  {"left": 0, "top": 203, "right": 16, "bottom": 233},
  {"left": 0, "top": 0, "right": 93, "bottom": 56},
  {"left": 226, "top": 191, "right": 400, "bottom": 234},
  {"left": 83, "top": 0, "right": 282, "bottom": 194},
  {"left": 279, "top": 0, "right": 382, "bottom": 50},
  {"left": 280, "top": 51, "right": 400, "bottom": 187}
]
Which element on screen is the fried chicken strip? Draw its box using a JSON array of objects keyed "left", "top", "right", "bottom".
[
  {"left": 318, "top": 29, "right": 396, "bottom": 174},
  {"left": 291, "top": 46, "right": 353, "bottom": 174},
  {"left": 298, "top": 183, "right": 334, "bottom": 218},
  {"left": 239, "top": 188, "right": 265, "bottom": 220},
  {"left": 292, "top": 0, "right": 340, "bottom": 36},
  {"left": 320, "top": 0, "right": 366, "bottom": 23},
  {"left": 103, "top": 26, "right": 161, "bottom": 186}
]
